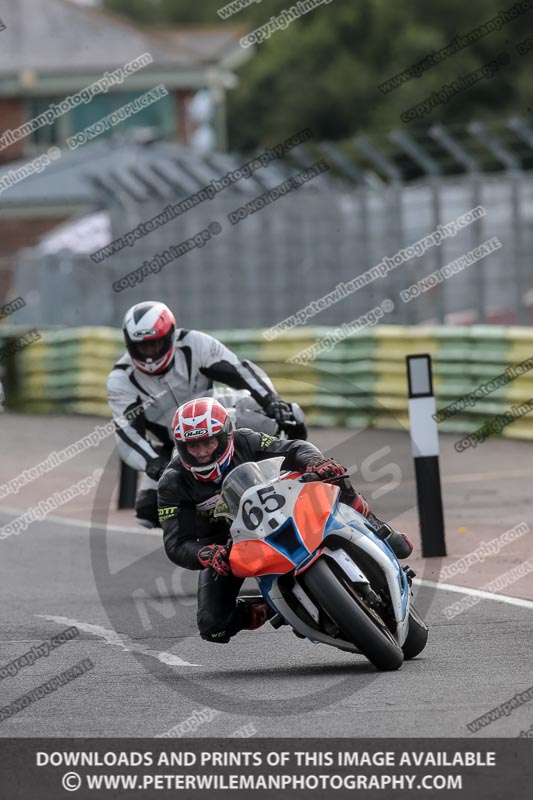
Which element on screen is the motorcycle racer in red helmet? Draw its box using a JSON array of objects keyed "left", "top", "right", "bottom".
[
  {"left": 158, "top": 398, "right": 413, "bottom": 645},
  {"left": 172, "top": 396, "right": 235, "bottom": 483},
  {"left": 107, "top": 300, "right": 305, "bottom": 529}
]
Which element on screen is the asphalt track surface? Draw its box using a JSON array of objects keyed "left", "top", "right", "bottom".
[{"left": 0, "top": 419, "right": 532, "bottom": 737}]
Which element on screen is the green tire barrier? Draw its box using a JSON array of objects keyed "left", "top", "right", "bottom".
[{"left": 1, "top": 324, "right": 532, "bottom": 440}]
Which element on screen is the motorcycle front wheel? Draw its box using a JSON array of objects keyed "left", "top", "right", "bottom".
[
  {"left": 300, "top": 557, "right": 404, "bottom": 671},
  {"left": 402, "top": 604, "right": 428, "bottom": 660}
]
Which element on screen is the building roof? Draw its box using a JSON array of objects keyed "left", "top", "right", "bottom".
[
  {"left": 0, "top": 0, "right": 250, "bottom": 91},
  {"left": 0, "top": 131, "right": 333, "bottom": 215},
  {"left": 157, "top": 27, "right": 248, "bottom": 66}
]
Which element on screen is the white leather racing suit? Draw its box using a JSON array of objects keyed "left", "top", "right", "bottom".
[{"left": 107, "top": 328, "right": 277, "bottom": 521}]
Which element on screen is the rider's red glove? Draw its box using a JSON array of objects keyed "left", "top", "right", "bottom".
[
  {"left": 197, "top": 544, "right": 231, "bottom": 576},
  {"left": 305, "top": 459, "right": 346, "bottom": 480}
]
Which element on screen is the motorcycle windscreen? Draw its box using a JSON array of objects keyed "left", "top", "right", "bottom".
[{"left": 215, "top": 457, "right": 285, "bottom": 521}]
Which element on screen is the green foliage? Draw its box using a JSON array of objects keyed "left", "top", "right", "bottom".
[{"left": 103, "top": 0, "right": 533, "bottom": 150}]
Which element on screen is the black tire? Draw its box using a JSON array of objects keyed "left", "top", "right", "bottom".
[
  {"left": 300, "top": 558, "right": 404, "bottom": 671},
  {"left": 402, "top": 604, "right": 429, "bottom": 660}
]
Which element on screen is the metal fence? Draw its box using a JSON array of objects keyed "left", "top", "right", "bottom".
[{"left": 6, "top": 134, "right": 533, "bottom": 330}]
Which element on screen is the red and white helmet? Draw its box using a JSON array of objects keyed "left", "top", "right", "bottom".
[
  {"left": 123, "top": 301, "right": 176, "bottom": 374},
  {"left": 172, "top": 398, "right": 235, "bottom": 482}
]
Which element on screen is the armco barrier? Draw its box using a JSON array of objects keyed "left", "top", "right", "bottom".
[{"left": 1, "top": 325, "right": 532, "bottom": 439}]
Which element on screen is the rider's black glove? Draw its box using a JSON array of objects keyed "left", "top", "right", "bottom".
[
  {"left": 197, "top": 544, "right": 231, "bottom": 577},
  {"left": 264, "top": 393, "right": 293, "bottom": 428},
  {"left": 303, "top": 458, "right": 346, "bottom": 481},
  {"left": 145, "top": 455, "right": 169, "bottom": 482}
]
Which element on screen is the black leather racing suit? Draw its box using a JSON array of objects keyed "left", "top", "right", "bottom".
[{"left": 157, "top": 429, "right": 325, "bottom": 643}]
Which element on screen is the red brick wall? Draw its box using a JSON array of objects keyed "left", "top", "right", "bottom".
[
  {"left": 0, "top": 99, "right": 26, "bottom": 163},
  {"left": 0, "top": 216, "right": 68, "bottom": 258}
]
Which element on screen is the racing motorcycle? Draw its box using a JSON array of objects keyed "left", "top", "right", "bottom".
[{"left": 214, "top": 457, "right": 428, "bottom": 671}]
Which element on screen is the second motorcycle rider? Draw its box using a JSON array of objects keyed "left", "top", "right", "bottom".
[{"left": 107, "top": 300, "right": 303, "bottom": 529}]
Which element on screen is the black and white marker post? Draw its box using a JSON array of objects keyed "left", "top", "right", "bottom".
[{"left": 406, "top": 354, "right": 447, "bottom": 557}]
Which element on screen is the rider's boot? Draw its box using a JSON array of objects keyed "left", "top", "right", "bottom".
[
  {"left": 134, "top": 489, "right": 159, "bottom": 529},
  {"left": 241, "top": 601, "right": 273, "bottom": 631},
  {"left": 352, "top": 494, "right": 413, "bottom": 559}
]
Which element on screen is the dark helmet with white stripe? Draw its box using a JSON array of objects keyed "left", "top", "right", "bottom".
[{"left": 123, "top": 301, "right": 176, "bottom": 374}]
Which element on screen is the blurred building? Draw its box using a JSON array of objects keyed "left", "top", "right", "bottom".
[
  {"left": 0, "top": 2, "right": 531, "bottom": 328},
  {"left": 0, "top": 0, "right": 250, "bottom": 269},
  {"left": 0, "top": 0, "right": 249, "bottom": 164}
]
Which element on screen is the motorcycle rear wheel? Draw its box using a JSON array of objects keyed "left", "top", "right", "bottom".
[{"left": 300, "top": 558, "right": 404, "bottom": 671}]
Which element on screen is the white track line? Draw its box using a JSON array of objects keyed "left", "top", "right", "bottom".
[
  {"left": 3, "top": 510, "right": 531, "bottom": 610},
  {"left": 0, "top": 507, "right": 158, "bottom": 536},
  {"left": 414, "top": 579, "right": 533, "bottom": 610},
  {"left": 37, "top": 614, "right": 202, "bottom": 667}
]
